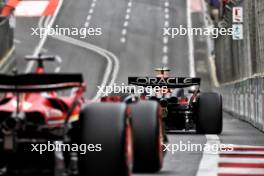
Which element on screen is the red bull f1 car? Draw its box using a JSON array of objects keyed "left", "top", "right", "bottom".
[
  {"left": 128, "top": 67, "right": 223, "bottom": 134},
  {"left": 0, "top": 55, "right": 164, "bottom": 176}
]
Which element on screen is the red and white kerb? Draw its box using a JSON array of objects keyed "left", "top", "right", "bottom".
[{"left": 2, "top": 0, "right": 59, "bottom": 16}]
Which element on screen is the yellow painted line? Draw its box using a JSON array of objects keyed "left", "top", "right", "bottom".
[{"left": 0, "top": 46, "right": 15, "bottom": 72}]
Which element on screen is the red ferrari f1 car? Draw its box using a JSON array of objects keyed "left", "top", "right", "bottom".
[{"left": 0, "top": 55, "right": 164, "bottom": 176}]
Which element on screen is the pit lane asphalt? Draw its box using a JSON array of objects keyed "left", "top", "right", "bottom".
[{"left": 13, "top": 0, "right": 264, "bottom": 176}]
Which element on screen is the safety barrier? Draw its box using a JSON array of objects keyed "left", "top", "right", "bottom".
[
  {"left": 206, "top": 0, "right": 264, "bottom": 132},
  {"left": 0, "top": 16, "right": 13, "bottom": 61},
  {"left": 219, "top": 77, "right": 264, "bottom": 132}
]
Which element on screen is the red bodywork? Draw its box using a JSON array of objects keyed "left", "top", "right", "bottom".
[
  {"left": 0, "top": 63, "right": 86, "bottom": 129},
  {"left": 0, "top": 91, "right": 84, "bottom": 128}
]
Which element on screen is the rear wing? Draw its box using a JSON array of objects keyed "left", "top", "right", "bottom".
[
  {"left": 128, "top": 77, "right": 201, "bottom": 88},
  {"left": 0, "top": 73, "right": 84, "bottom": 92}
]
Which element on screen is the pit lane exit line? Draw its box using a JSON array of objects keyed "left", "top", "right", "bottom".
[
  {"left": 84, "top": 0, "right": 97, "bottom": 28},
  {"left": 120, "top": 0, "right": 133, "bottom": 43},
  {"left": 162, "top": 0, "right": 170, "bottom": 65}
]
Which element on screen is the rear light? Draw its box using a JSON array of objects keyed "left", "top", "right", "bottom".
[{"left": 178, "top": 97, "right": 188, "bottom": 105}]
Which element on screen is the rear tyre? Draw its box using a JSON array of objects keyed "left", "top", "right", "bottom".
[
  {"left": 196, "top": 92, "right": 223, "bottom": 134},
  {"left": 130, "top": 101, "right": 163, "bottom": 173},
  {"left": 78, "top": 103, "right": 132, "bottom": 176}
]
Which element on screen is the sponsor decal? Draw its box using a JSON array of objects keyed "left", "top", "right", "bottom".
[
  {"left": 128, "top": 77, "right": 200, "bottom": 87},
  {"left": 232, "top": 6, "right": 244, "bottom": 40},
  {"left": 232, "top": 24, "right": 243, "bottom": 40},
  {"left": 233, "top": 7, "right": 243, "bottom": 23}
]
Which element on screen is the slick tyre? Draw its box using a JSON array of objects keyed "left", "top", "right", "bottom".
[
  {"left": 78, "top": 103, "right": 132, "bottom": 176},
  {"left": 196, "top": 92, "right": 223, "bottom": 134},
  {"left": 130, "top": 101, "right": 163, "bottom": 173}
]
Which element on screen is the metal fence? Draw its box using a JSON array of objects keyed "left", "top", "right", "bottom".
[
  {"left": 219, "top": 78, "right": 264, "bottom": 131},
  {"left": 214, "top": 0, "right": 264, "bottom": 83},
  {"left": 212, "top": 0, "right": 264, "bottom": 131}
]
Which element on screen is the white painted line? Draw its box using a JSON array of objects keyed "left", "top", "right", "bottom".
[
  {"left": 89, "top": 8, "right": 94, "bottom": 14},
  {"left": 87, "top": 15, "right": 92, "bottom": 21},
  {"left": 38, "top": 16, "right": 45, "bottom": 28},
  {"left": 85, "top": 22, "right": 90, "bottom": 27},
  {"left": 187, "top": 0, "right": 195, "bottom": 77},
  {"left": 164, "top": 1, "right": 169, "bottom": 7},
  {"left": 122, "top": 29, "right": 127, "bottom": 36},
  {"left": 163, "top": 36, "right": 168, "bottom": 44},
  {"left": 44, "top": 16, "right": 52, "bottom": 28},
  {"left": 120, "top": 0, "right": 133, "bottom": 44},
  {"left": 125, "top": 14, "right": 130, "bottom": 20},
  {"left": 120, "top": 37, "right": 126, "bottom": 43},
  {"left": 91, "top": 2, "right": 96, "bottom": 8},
  {"left": 124, "top": 21, "right": 129, "bottom": 27},
  {"left": 128, "top": 1, "right": 132, "bottom": 7},
  {"left": 219, "top": 168, "right": 264, "bottom": 174},
  {"left": 196, "top": 135, "right": 220, "bottom": 176},
  {"left": 55, "top": 67, "right": 61, "bottom": 73},
  {"left": 219, "top": 157, "right": 264, "bottom": 163},
  {"left": 126, "top": 8, "right": 131, "bottom": 14},
  {"left": 163, "top": 46, "right": 168, "bottom": 54},
  {"left": 162, "top": 1, "right": 170, "bottom": 66},
  {"left": 26, "top": 0, "right": 64, "bottom": 73},
  {"left": 164, "top": 8, "right": 169, "bottom": 14},
  {"left": 164, "top": 20, "right": 169, "bottom": 27},
  {"left": 162, "top": 55, "right": 168, "bottom": 65},
  {"left": 51, "top": 34, "right": 120, "bottom": 101},
  {"left": 165, "top": 14, "right": 169, "bottom": 19},
  {"left": 55, "top": 56, "right": 62, "bottom": 63}
]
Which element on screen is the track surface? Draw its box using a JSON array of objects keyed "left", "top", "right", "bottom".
[{"left": 13, "top": 0, "right": 264, "bottom": 176}]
